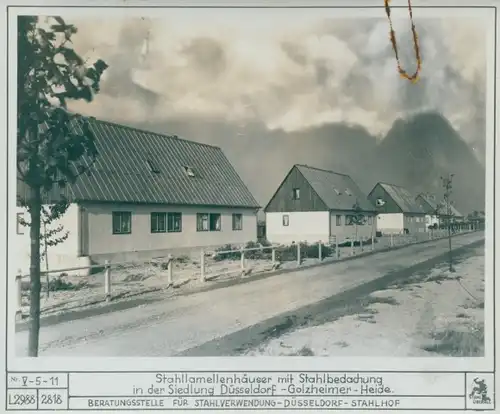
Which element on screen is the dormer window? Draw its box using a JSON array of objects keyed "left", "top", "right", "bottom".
[
  {"left": 146, "top": 159, "right": 160, "bottom": 174},
  {"left": 345, "top": 188, "right": 352, "bottom": 196},
  {"left": 333, "top": 188, "right": 341, "bottom": 195},
  {"left": 183, "top": 166, "right": 196, "bottom": 178}
]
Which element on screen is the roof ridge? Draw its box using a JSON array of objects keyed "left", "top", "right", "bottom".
[
  {"left": 295, "top": 163, "right": 351, "bottom": 177},
  {"left": 378, "top": 181, "right": 410, "bottom": 190},
  {"left": 86, "top": 115, "right": 221, "bottom": 150}
]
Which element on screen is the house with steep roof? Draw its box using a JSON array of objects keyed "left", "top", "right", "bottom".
[
  {"left": 16, "top": 116, "right": 260, "bottom": 273},
  {"left": 415, "top": 193, "right": 442, "bottom": 229},
  {"left": 444, "top": 204, "right": 464, "bottom": 221},
  {"left": 264, "top": 164, "right": 377, "bottom": 244},
  {"left": 416, "top": 193, "right": 465, "bottom": 229},
  {"left": 367, "top": 182, "right": 426, "bottom": 234}
]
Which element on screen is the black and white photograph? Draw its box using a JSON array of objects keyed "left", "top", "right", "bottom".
[{"left": 7, "top": 2, "right": 493, "bottom": 368}]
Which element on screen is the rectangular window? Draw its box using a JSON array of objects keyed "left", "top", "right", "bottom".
[
  {"left": 146, "top": 159, "right": 160, "bottom": 174},
  {"left": 197, "top": 213, "right": 221, "bottom": 231},
  {"left": 232, "top": 213, "right": 243, "bottom": 231},
  {"left": 209, "top": 213, "right": 221, "bottom": 231},
  {"left": 151, "top": 212, "right": 182, "bottom": 233},
  {"left": 367, "top": 216, "right": 373, "bottom": 225},
  {"left": 292, "top": 188, "right": 300, "bottom": 200},
  {"left": 336, "top": 215, "right": 342, "bottom": 226},
  {"left": 16, "top": 213, "right": 24, "bottom": 235},
  {"left": 151, "top": 212, "right": 166, "bottom": 233},
  {"left": 282, "top": 214, "right": 289, "bottom": 226},
  {"left": 168, "top": 213, "right": 182, "bottom": 232},
  {"left": 112, "top": 211, "right": 132, "bottom": 235},
  {"left": 345, "top": 215, "right": 354, "bottom": 226},
  {"left": 197, "top": 213, "right": 209, "bottom": 231},
  {"left": 183, "top": 166, "right": 196, "bottom": 178}
]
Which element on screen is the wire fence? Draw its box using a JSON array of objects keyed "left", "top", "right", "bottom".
[{"left": 15, "top": 227, "right": 476, "bottom": 320}]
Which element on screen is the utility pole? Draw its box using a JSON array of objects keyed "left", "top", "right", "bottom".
[{"left": 441, "top": 174, "right": 455, "bottom": 272}]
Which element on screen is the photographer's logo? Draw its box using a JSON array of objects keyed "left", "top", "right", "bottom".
[{"left": 469, "top": 377, "right": 491, "bottom": 405}]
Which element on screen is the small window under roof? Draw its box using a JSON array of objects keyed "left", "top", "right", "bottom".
[
  {"left": 183, "top": 166, "right": 196, "bottom": 178},
  {"left": 333, "top": 188, "right": 341, "bottom": 195},
  {"left": 146, "top": 159, "right": 160, "bottom": 174},
  {"left": 345, "top": 188, "right": 352, "bottom": 196}
]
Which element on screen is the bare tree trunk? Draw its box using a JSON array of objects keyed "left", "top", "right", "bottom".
[
  {"left": 447, "top": 219, "right": 453, "bottom": 271},
  {"left": 43, "top": 221, "right": 50, "bottom": 299},
  {"left": 447, "top": 217, "right": 453, "bottom": 272},
  {"left": 28, "top": 186, "right": 42, "bottom": 357}
]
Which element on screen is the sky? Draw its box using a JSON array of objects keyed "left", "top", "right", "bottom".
[{"left": 60, "top": 8, "right": 488, "bottom": 162}]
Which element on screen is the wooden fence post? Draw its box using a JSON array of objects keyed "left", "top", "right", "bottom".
[
  {"left": 104, "top": 260, "right": 111, "bottom": 302},
  {"left": 336, "top": 237, "right": 340, "bottom": 259},
  {"left": 16, "top": 270, "right": 22, "bottom": 321},
  {"left": 318, "top": 242, "right": 322, "bottom": 261},
  {"left": 297, "top": 243, "right": 301, "bottom": 266},
  {"left": 390, "top": 233, "right": 394, "bottom": 247},
  {"left": 350, "top": 239, "right": 354, "bottom": 256},
  {"left": 200, "top": 250, "right": 205, "bottom": 282},
  {"left": 360, "top": 237, "right": 363, "bottom": 252},
  {"left": 271, "top": 247, "right": 276, "bottom": 265},
  {"left": 167, "top": 254, "right": 173, "bottom": 284},
  {"left": 240, "top": 247, "right": 246, "bottom": 271},
  {"left": 371, "top": 234, "right": 375, "bottom": 252}
]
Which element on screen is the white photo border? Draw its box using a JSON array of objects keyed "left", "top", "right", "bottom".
[{"left": 1, "top": 0, "right": 497, "bottom": 377}]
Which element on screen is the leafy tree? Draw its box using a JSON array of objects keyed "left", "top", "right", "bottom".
[
  {"left": 17, "top": 16, "right": 108, "bottom": 356},
  {"left": 440, "top": 174, "right": 455, "bottom": 272},
  {"left": 350, "top": 200, "right": 367, "bottom": 242},
  {"left": 19, "top": 202, "right": 70, "bottom": 298}
]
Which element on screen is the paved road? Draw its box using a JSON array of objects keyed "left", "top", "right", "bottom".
[{"left": 15, "top": 232, "right": 484, "bottom": 357}]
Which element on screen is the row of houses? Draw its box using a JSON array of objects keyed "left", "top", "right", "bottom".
[
  {"left": 263, "top": 164, "right": 465, "bottom": 245},
  {"left": 15, "top": 116, "right": 470, "bottom": 273}
]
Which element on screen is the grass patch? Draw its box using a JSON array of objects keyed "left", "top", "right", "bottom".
[
  {"left": 22, "top": 275, "right": 88, "bottom": 292},
  {"left": 287, "top": 346, "right": 315, "bottom": 356},
  {"left": 425, "top": 273, "right": 459, "bottom": 284},
  {"left": 367, "top": 296, "right": 400, "bottom": 306},
  {"left": 48, "top": 276, "right": 87, "bottom": 292},
  {"left": 422, "top": 324, "right": 484, "bottom": 357}
]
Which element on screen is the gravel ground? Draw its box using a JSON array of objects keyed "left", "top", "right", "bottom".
[{"left": 243, "top": 245, "right": 485, "bottom": 357}]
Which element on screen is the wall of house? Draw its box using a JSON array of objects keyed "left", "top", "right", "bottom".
[
  {"left": 265, "top": 166, "right": 328, "bottom": 212},
  {"left": 368, "top": 184, "right": 403, "bottom": 214},
  {"left": 425, "top": 214, "right": 440, "bottom": 228},
  {"left": 14, "top": 203, "right": 91, "bottom": 276},
  {"left": 83, "top": 203, "right": 258, "bottom": 263},
  {"left": 376, "top": 213, "right": 404, "bottom": 234},
  {"left": 265, "top": 211, "right": 330, "bottom": 244},
  {"left": 329, "top": 210, "right": 376, "bottom": 242},
  {"left": 403, "top": 214, "right": 427, "bottom": 233}
]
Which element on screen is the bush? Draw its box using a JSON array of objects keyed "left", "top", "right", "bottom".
[
  {"left": 338, "top": 238, "right": 376, "bottom": 248},
  {"left": 276, "top": 242, "right": 334, "bottom": 262},
  {"left": 213, "top": 241, "right": 275, "bottom": 261},
  {"left": 213, "top": 244, "right": 239, "bottom": 261},
  {"left": 48, "top": 275, "right": 81, "bottom": 292},
  {"left": 243, "top": 241, "right": 272, "bottom": 260}
]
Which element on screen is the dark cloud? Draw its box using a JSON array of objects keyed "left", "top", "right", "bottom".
[
  {"left": 181, "top": 37, "right": 226, "bottom": 78},
  {"left": 68, "top": 14, "right": 488, "bottom": 167}
]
